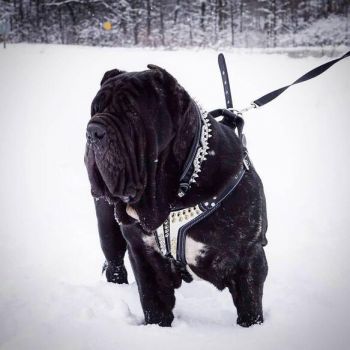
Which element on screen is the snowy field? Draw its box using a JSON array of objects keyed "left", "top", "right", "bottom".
[{"left": 0, "top": 44, "right": 349, "bottom": 350}]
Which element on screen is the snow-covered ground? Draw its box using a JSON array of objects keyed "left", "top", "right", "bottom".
[{"left": 0, "top": 44, "right": 349, "bottom": 350}]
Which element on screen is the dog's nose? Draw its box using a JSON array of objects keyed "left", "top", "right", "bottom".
[{"left": 86, "top": 123, "right": 106, "bottom": 143}]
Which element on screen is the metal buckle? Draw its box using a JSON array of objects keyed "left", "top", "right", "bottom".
[
  {"left": 243, "top": 152, "right": 250, "bottom": 171},
  {"left": 227, "top": 107, "right": 242, "bottom": 117},
  {"left": 178, "top": 183, "right": 190, "bottom": 198}
]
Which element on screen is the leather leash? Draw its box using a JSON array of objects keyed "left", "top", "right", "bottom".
[{"left": 218, "top": 50, "right": 350, "bottom": 114}]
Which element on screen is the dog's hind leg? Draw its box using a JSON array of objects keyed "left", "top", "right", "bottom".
[
  {"left": 94, "top": 198, "right": 128, "bottom": 284},
  {"left": 228, "top": 245, "right": 268, "bottom": 327}
]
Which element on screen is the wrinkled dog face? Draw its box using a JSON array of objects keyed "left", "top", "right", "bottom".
[
  {"left": 84, "top": 67, "right": 180, "bottom": 206},
  {"left": 84, "top": 110, "right": 145, "bottom": 204}
]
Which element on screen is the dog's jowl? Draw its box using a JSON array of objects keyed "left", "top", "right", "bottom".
[{"left": 84, "top": 65, "right": 268, "bottom": 327}]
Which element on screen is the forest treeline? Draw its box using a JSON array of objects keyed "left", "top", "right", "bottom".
[{"left": 0, "top": 0, "right": 349, "bottom": 47}]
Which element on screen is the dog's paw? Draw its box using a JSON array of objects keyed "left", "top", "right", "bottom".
[
  {"left": 237, "top": 313, "right": 264, "bottom": 327},
  {"left": 144, "top": 310, "right": 174, "bottom": 327},
  {"left": 102, "top": 260, "right": 128, "bottom": 284}
]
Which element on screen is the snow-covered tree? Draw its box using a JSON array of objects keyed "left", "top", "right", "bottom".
[{"left": 1, "top": 0, "right": 348, "bottom": 48}]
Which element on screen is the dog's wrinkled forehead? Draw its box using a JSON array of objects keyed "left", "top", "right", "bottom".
[
  {"left": 90, "top": 65, "right": 189, "bottom": 154},
  {"left": 91, "top": 66, "right": 169, "bottom": 118}
]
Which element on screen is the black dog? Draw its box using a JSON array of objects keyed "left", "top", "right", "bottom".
[{"left": 84, "top": 65, "right": 268, "bottom": 327}]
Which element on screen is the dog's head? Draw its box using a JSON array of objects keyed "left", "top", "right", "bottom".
[{"left": 84, "top": 65, "right": 197, "bottom": 230}]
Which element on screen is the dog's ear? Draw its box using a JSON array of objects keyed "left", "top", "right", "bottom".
[
  {"left": 147, "top": 64, "right": 162, "bottom": 71},
  {"left": 148, "top": 65, "right": 195, "bottom": 163},
  {"left": 147, "top": 64, "right": 176, "bottom": 88},
  {"left": 100, "top": 69, "right": 125, "bottom": 86},
  {"left": 147, "top": 64, "right": 191, "bottom": 116}
]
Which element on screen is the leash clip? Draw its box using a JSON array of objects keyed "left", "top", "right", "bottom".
[{"left": 239, "top": 102, "right": 258, "bottom": 114}]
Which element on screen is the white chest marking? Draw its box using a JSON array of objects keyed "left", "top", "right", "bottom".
[
  {"left": 142, "top": 234, "right": 159, "bottom": 252},
  {"left": 126, "top": 205, "right": 139, "bottom": 221},
  {"left": 142, "top": 234, "right": 207, "bottom": 280},
  {"left": 185, "top": 237, "right": 207, "bottom": 267},
  {"left": 142, "top": 235, "right": 207, "bottom": 265}
]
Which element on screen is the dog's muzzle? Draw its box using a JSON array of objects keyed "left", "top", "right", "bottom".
[
  {"left": 85, "top": 118, "right": 142, "bottom": 204},
  {"left": 86, "top": 122, "right": 107, "bottom": 148}
]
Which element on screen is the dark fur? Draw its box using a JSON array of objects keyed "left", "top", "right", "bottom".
[{"left": 84, "top": 66, "right": 268, "bottom": 327}]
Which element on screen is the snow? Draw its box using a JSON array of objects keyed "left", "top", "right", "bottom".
[{"left": 0, "top": 44, "right": 350, "bottom": 350}]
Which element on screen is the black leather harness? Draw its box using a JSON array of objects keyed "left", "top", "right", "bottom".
[
  {"left": 155, "top": 50, "right": 350, "bottom": 279},
  {"left": 154, "top": 106, "right": 250, "bottom": 277}
]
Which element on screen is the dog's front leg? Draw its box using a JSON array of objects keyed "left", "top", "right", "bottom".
[
  {"left": 94, "top": 199, "right": 128, "bottom": 284},
  {"left": 123, "top": 225, "right": 176, "bottom": 327}
]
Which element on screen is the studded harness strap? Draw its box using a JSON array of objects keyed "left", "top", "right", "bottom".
[{"left": 154, "top": 105, "right": 250, "bottom": 267}]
